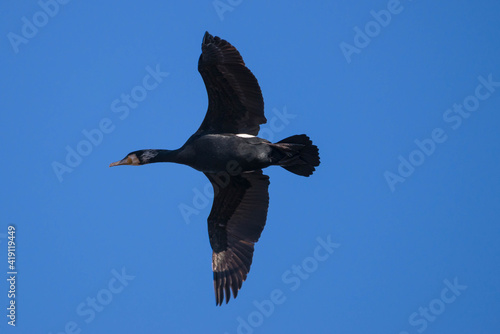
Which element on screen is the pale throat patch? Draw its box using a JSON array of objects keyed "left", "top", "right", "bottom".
[
  {"left": 236, "top": 134, "right": 255, "bottom": 138},
  {"left": 129, "top": 154, "right": 141, "bottom": 165}
]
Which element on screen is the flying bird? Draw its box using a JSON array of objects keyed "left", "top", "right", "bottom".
[{"left": 110, "top": 32, "right": 320, "bottom": 305}]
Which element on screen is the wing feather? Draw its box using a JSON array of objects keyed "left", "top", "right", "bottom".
[
  {"left": 205, "top": 170, "right": 270, "bottom": 305},
  {"left": 196, "top": 32, "right": 266, "bottom": 136}
]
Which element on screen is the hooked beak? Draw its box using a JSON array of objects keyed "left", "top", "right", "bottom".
[{"left": 109, "top": 156, "right": 133, "bottom": 167}]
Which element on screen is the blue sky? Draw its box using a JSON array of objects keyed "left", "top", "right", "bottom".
[{"left": 1, "top": 0, "right": 500, "bottom": 333}]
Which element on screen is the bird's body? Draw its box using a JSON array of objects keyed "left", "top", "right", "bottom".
[
  {"left": 178, "top": 134, "right": 274, "bottom": 173},
  {"left": 110, "top": 32, "right": 320, "bottom": 305}
]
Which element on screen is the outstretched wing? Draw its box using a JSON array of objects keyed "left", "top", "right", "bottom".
[
  {"left": 196, "top": 32, "right": 266, "bottom": 136},
  {"left": 205, "top": 170, "right": 270, "bottom": 305}
]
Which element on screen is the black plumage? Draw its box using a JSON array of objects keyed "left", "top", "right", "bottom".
[
  {"left": 110, "top": 32, "right": 320, "bottom": 305},
  {"left": 196, "top": 32, "right": 265, "bottom": 136}
]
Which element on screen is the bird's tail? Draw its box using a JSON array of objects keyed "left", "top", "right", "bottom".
[{"left": 272, "top": 134, "right": 320, "bottom": 177}]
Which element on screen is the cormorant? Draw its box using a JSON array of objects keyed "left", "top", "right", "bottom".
[{"left": 110, "top": 32, "right": 320, "bottom": 306}]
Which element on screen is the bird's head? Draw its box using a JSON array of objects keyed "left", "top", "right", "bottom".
[{"left": 109, "top": 150, "right": 159, "bottom": 167}]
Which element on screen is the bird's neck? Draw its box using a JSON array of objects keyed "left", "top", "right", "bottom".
[{"left": 143, "top": 149, "right": 181, "bottom": 164}]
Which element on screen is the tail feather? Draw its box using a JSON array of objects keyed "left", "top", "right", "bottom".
[{"left": 273, "top": 135, "right": 320, "bottom": 177}]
